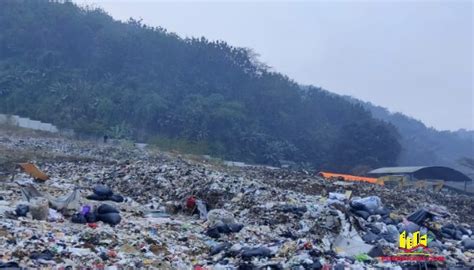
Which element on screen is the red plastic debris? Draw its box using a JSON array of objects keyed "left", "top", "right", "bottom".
[
  {"left": 322, "top": 264, "right": 332, "bottom": 270},
  {"left": 94, "top": 263, "right": 105, "bottom": 270},
  {"left": 186, "top": 196, "right": 197, "bottom": 209},
  {"left": 107, "top": 250, "right": 117, "bottom": 258},
  {"left": 303, "top": 241, "right": 312, "bottom": 250},
  {"left": 88, "top": 223, "right": 98, "bottom": 229}
]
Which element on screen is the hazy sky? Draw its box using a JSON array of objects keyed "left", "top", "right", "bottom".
[{"left": 77, "top": 0, "right": 473, "bottom": 131}]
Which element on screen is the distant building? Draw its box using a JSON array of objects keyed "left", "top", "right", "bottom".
[{"left": 368, "top": 166, "right": 472, "bottom": 183}]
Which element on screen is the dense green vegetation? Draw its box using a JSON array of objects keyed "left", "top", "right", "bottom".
[
  {"left": 0, "top": 0, "right": 401, "bottom": 171},
  {"left": 347, "top": 97, "right": 474, "bottom": 177}
]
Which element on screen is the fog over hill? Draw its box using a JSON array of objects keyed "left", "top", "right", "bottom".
[
  {"left": 1, "top": 0, "right": 471, "bottom": 177},
  {"left": 344, "top": 96, "right": 474, "bottom": 177},
  {"left": 0, "top": 0, "right": 401, "bottom": 172}
]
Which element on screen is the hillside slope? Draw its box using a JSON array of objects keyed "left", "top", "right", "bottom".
[
  {"left": 0, "top": 0, "right": 400, "bottom": 171},
  {"left": 345, "top": 96, "right": 474, "bottom": 177}
]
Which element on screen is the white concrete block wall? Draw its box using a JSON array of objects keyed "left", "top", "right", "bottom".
[
  {"left": 40, "top": 123, "right": 59, "bottom": 132},
  {"left": 17, "top": 117, "right": 30, "bottom": 128},
  {"left": 0, "top": 114, "right": 19, "bottom": 125},
  {"left": 0, "top": 113, "right": 59, "bottom": 133},
  {"left": 28, "top": 120, "right": 42, "bottom": 130}
]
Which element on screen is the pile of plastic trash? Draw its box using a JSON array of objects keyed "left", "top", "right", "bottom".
[{"left": 0, "top": 130, "right": 472, "bottom": 269}]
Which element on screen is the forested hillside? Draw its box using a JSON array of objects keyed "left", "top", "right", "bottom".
[
  {"left": 0, "top": 0, "right": 401, "bottom": 171},
  {"left": 345, "top": 97, "right": 474, "bottom": 176}
]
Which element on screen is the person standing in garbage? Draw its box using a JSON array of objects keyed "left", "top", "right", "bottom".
[{"left": 103, "top": 134, "right": 108, "bottom": 143}]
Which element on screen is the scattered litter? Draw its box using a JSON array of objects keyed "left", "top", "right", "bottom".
[
  {"left": 462, "top": 239, "right": 474, "bottom": 250},
  {"left": 207, "top": 209, "right": 235, "bottom": 226},
  {"left": 350, "top": 196, "right": 382, "bottom": 214},
  {"left": 0, "top": 132, "right": 471, "bottom": 268},
  {"left": 333, "top": 212, "right": 373, "bottom": 256},
  {"left": 29, "top": 198, "right": 49, "bottom": 220},
  {"left": 196, "top": 199, "right": 208, "bottom": 220},
  {"left": 21, "top": 184, "right": 81, "bottom": 211},
  {"left": 406, "top": 208, "right": 436, "bottom": 225},
  {"left": 18, "top": 163, "right": 49, "bottom": 181}
]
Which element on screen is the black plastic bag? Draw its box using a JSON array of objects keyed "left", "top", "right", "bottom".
[
  {"left": 93, "top": 185, "right": 113, "bottom": 197},
  {"left": 97, "top": 213, "right": 121, "bottom": 225},
  {"left": 406, "top": 209, "right": 434, "bottom": 225},
  {"left": 210, "top": 242, "right": 231, "bottom": 256},
  {"left": 228, "top": 223, "right": 244, "bottom": 233},
  {"left": 0, "top": 261, "right": 20, "bottom": 269},
  {"left": 86, "top": 194, "right": 109, "bottom": 201},
  {"left": 15, "top": 204, "right": 29, "bottom": 217},
  {"left": 241, "top": 247, "right": 272, "bottom": 259},
  {"left": 206, "top": 227, "right": 220, "bottom": 239},
  {"left": 85, "top": 212, "right": 98, "bottom": 223},
  {"left": 362, "top": 231, "right": 380, "bottom": 244},
  {"left": 97, "top": 204, "right": 119, "bottom": 214},
  {"left": 110, "top": 194, "right": 124, "bottom": 203},
  {"left": 30, "top": 250, "right": 54, "bottom": 260},
  {"left": 368, "top": 245, "right": 385, "bottom": 258},
  {"left": 353, "top": 210, "right": 370, "bottom": 220},
  {"left": 71, "top": 213, "right": 87, "bottom": 224}
]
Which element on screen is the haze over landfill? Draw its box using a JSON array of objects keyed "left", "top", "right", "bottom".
[
  {"left": 78, "top": 0, "right": 474, "bottom": 131},
  {"left": 0, "top": 1, "right": 473, "bottom": 269}
]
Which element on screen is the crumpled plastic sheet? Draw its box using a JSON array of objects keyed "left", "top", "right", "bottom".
[{"left": 20, "top": 184, "right": 80, "bottom": 211}]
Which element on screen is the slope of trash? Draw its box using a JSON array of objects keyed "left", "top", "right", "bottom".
[{"left": 0, "top": 130, "right": 472, "bottom": 269}]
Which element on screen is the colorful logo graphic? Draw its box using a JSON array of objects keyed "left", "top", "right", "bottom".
[
  {"left": 399, "top": 230, "right": 428, "bottom": 252},
  {"left": 379, "top": 230, "right": 445, "bottom": 262}
]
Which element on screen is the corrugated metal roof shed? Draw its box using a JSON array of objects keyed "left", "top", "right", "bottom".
[
  {"left": 369, "top": 166, "right": 426, "bottom": 174},
  {"left": 368, "top": 166, "right": 472, "bottom": 182}
]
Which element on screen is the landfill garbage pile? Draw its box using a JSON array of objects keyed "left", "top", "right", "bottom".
[{"left": 0, "top": 130, "right": 473, "bottom": 269}]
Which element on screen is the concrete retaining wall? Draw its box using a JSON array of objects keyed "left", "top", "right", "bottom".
[{"left": 0, "top": 114, "right": 59, "bottom": 133}]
